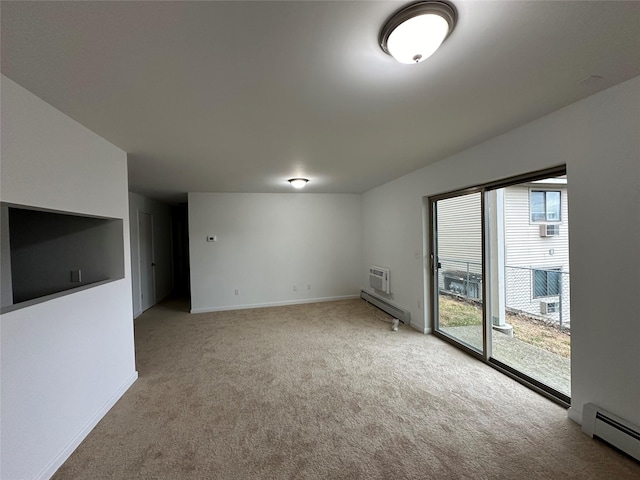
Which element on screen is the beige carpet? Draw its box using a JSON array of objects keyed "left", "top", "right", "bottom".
[{"left": 53, "top": 299, "right": 639, "bottom": 479}]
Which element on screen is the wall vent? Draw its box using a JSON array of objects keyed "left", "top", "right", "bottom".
[
  {"left": 361, "top": 290, "right": 410, "bottom": 324},
  {"left": 582, "top": 403, "right": 640, "bottom": 461},
  {"left": 369, "top": 266, "right": 390, "bottom": 294}
]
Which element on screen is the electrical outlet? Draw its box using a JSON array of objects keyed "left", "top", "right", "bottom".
[
  {"left": 293, "top": 285, "right": 297, "bottom": 292},
  {"left": 234, "top": 289, "right": 239, "bottom": 295},
  {"left": 206, "top": 235, "right": 217, "bottom": 242}
]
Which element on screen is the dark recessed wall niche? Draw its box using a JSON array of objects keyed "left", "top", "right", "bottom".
[{"left": 0, "top": 203, "right": 124, "bottom": 312}]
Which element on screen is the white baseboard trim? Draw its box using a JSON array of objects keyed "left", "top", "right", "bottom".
[
  {"left": 190, "top": 295, "right": 361, "bottom": 314},
  {"left": 409, "top": 323, "right": 423, "bottom": 333},
  {"left": 36, "top": 371, "right": 138, "bottom": 480},
  {"left": 567, "top": 406, "right": 582, "bottom": 425}
]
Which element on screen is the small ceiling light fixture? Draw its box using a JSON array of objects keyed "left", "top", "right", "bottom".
[
  {"left": 288, "top": 178, "right": 309, "bottom": 189},
  {"left": 379, "top": 1, "right": 457, "bottom": 64}
]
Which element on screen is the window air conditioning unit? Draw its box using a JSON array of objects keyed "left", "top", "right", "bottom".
[
  {"left": 369, "top": 266, "right": 390, "bottom": 294},
  {"left": 539, "top": 224, "right": 560, "bottom": 237},
  {"left": 540, "top": 301, "right": 559, "bottom": 315}
]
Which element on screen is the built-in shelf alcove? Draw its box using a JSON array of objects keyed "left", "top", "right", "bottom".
[{"left": 0, "top": 203, "right": 124, "bottom": 313}]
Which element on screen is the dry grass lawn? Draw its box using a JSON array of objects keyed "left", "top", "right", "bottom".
[
  {"left": 439, "top": 295, "right": 571, "bottom": 358},
  {"left": 506, "top": 312, "right": 570, "bottom": 358}
]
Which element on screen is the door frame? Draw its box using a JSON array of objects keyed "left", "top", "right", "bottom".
[
  {"left": 428, "top": 185, "right": 487, "bottom": 361},
  {"left": 426, "top": 165, "right": 570, "bottom": 407},
  {"left": 137, "top": 210, "right": 156, "bottom": 313}
]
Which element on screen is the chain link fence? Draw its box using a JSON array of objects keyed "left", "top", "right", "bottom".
[
  {"left": 438, "top": 258, "right": 570, "bottom": 329},
  {"left": 505, "top": 265, "right": 570, "bottom": 329},
  {"left": 438, "top": 258, "right": 483, "bottom": 301}
]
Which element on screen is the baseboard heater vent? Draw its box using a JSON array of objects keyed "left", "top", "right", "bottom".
[
  {"left": 361, "top": 290, "right": 410, "bottom": 325},
  {"left": 582, "top": 403, "right": 640, "bottom": 461}
]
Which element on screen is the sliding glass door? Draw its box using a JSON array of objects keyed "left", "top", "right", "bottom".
[
  {"left": 430, "top": 168, "right": 571, "bottom": 404},
  {"left": 432, "top": 191, "right": 484, "bottom": 354},
  {"left": 487, "top": 176, "right": 570, "bottom": 401}
]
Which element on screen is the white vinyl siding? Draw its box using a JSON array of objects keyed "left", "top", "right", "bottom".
[
  {"left": 435, "top": 193, "right": 483, "bottom": 296},
  {"left": 436, "top": 192, "right": 482, "bottom": 269},
  {"left": 504, "top": 186, "right": 569, "bottom": 268},
  {"left": 504, "top": 185, "right": 570, "bottom": 323}
]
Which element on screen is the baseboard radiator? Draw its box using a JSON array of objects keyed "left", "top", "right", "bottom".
[
  {"left": 361, "top": 290, "right": 410, "bottom": 325},
  {"left": 582, "top": 403, "right": 640, "bottom": 461}
]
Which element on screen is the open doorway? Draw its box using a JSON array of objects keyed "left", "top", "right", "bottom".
[{"left": 138, "top": 211, "right": 156, "bottom": 313}]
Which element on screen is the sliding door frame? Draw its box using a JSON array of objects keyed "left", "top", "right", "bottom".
[
  {"left": 428, "top": 165, "right": 570, "bottom": 407},
  {"left": 429, "top": 185, "right": 487, "bottom": 361}
]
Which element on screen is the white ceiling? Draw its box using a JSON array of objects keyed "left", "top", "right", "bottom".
[{"left": 2, "top": 1, "right": 639, "bottom": 203}]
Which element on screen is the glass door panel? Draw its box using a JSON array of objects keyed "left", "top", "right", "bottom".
[
  {"left": 486, "top": 177, "right": 571, "bottom": 399},
  {"left": 434, "top": 192, "right": 484, "bottom": 353}
]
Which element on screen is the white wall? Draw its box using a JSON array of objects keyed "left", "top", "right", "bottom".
[
  {"left": 189, "top": 193, "right": 362, "bottom": 312},
  {"left": 129, "top": 192, "right": 173, "bottom": 318},
  {"left": 0, "top": 76, "right": 137, "bottom": 480},
  {"left": 362, "top": 76, "right": 640, "bottom": 427}
]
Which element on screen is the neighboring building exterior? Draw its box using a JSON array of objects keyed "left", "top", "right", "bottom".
[
  {"left": 504, "top": 179, "right": 570, "bottom": 327},
  {"left": 436, "top": 177, "right": 570, "bottom": 327}
]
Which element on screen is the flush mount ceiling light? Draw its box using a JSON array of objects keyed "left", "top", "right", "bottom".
[
  {"left": 288, "top": 178, "right": 309, "bottom": 189},
  {"left": 379, "top": 1, "right": 457, "bottom": 64}
]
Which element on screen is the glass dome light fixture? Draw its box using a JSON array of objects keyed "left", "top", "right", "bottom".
[
  {"left": 288, "top": 178, "right": 309, "bottom": 189},
  {"left": 379, "top": 1, "right": 457, "bottom": 65}
]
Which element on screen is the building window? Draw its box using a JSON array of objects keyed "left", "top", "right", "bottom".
[
  {"left": 530, "top": 190, "right": 561, "bottom": 222},
  {"left": 533, "top": 268, "right": 561, "bottom": 298}
]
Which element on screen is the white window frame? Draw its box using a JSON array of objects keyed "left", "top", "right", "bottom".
[
  {"left": 532, "top": 266, "right": 562, "bottom": 299},
  {"left": 530, "top": 189, "right": 561, "bottom": 223}
]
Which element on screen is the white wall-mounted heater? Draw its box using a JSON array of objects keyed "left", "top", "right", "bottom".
[
  {"left": 361, "top": 290, "right": 410, "bottom": 325},
  {"left": 582, "top": 403, "right": 640, "bottom": 461},
  {"left": 369, "top": 266, "right": 390, "bottom": 294}
]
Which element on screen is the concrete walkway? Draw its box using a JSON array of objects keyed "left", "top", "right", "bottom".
[{"left": 440, "top": 325, "right": 571, "bottom": 395}]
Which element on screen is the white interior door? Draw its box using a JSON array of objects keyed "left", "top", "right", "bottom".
[{"left": 139, "top": 211, "right": 155, "bottom": 312}]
